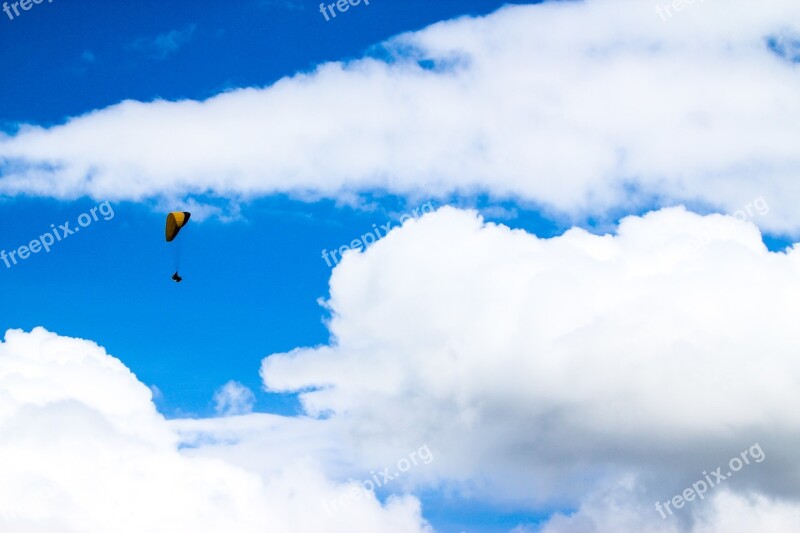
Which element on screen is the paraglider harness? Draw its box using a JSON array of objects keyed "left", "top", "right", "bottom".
[{"left": 172, "top": 272, "right": 183, "bottom": 283}]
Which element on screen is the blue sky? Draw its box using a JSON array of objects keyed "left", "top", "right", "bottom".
[
  {"left": 0, "top": 194, "right": 558, "bottom": 420},
  {"left": 0, "top": 1, "right": 550, "bottom": 531},
  {"left": 0, "top": 0, "right": 541, "bottom": 413},
  {"left": 2, "top": 1, "right": 800, "bottom": 532},
  {"left": 0, "top": 0, "right": 530, "bottom": 125}
]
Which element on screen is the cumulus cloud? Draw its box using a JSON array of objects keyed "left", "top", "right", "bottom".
[
  {"left": 257, "top": 206, "right": 800, "bottom": 531},
  {"left": 1, "top": 0, "right": 800, "bottom": 231},
  {"left": 0, "top": 328, "right": 431, "bottom": 533},
  {"left": 535, "top": 486, "right": 800, "bottom": 533}
]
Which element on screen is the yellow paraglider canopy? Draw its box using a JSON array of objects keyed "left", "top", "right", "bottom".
[{"left": 165, "top": 212, "right": 191, "bottom": 242}]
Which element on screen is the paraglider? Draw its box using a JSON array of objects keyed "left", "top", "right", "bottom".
[{"left": 166, "top": 212, "right": 191, "bottom": 282}]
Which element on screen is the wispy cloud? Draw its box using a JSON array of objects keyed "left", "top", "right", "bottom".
[
  {"left": 128, "top": 24, "right": 197, "bottom": 60},
  {"left": 213, "top": 381, "right": 256, "bottom": 416}
]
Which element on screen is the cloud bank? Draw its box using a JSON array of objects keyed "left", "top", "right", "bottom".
[
  {"left": 4, "top": 206, "right": 800, "bottom": 531},
  {"left": 0, "top": 328, "right": 431, "bottom": 533},
  {"left": 1, "top": 0, "right": 800, "bottom": 231},
  {"left": 257, "top": 206, "right": 800, "bottom": 531}
]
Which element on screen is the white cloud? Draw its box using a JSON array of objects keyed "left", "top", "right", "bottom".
[
  {"left": 1, "top": 1, "right": 800, "bottom": 231},
  {"left": 213, "top": 381, "right": 255, "bottom": 416},
  {"left": 256, "top": 206, "right": 800, "bottom": 530},
  {"left": 0, "top": 328, "right": 431, "bottom": 533},
  {"left": 535, "top": 485, "right": 800, "bottom": 533}
]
